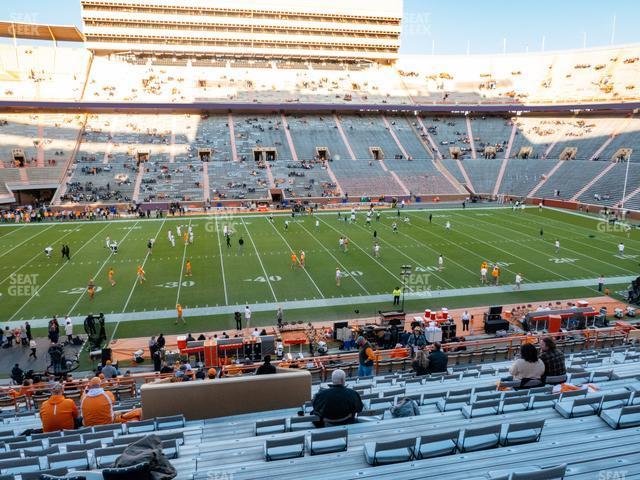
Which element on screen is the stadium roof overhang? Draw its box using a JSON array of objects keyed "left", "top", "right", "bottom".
[
  {"left": 0, "top": 100, "right": 637, "bottom": 115},
  {"left": 0, "top": 21, "right": 85, "bottom": 43}
]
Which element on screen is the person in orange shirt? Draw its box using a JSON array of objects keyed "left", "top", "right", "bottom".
[
  {"left": 136, "top": 265, "right": 146, "bottom": 284},
  {"left": 87, "top": 279, "right": 96, "bottom": 300},
  {"left": 185, "top": 260, "right": 192, "bottom": 277},
  {"left": 492, "top": 265, "right": 500, "bottom": 285},
  {"left": 108, "top": 267, "right": 116, "bottom": 287},
  {"left": 183, "top": 231, "right": 189, "bottom": 245},
  {"left": 80, "top": 377, "right": 115, "bottom": 427},
  {"left": 40, "top": 384, "right": 79, "bottom": 432},
  {"left": 176, "top": 304, "right": 185, "bottom": 325},
  {"left": 290, "top": 252, "right": 298, "bottom": 270},
  {"left": 481, "top": 261, "right": 488, "bottom": 270}
]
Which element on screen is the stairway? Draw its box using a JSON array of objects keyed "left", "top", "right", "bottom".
[{"left": 570, "top": 162, "right": 617, "bottom": 201}]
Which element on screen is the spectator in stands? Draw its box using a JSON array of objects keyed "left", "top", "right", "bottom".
[
  {"left": 356, "top": 336, "right": 375, "bottom": 377},
  {"left": 80, "top": 377, "right": 116, "bottom": 427},
  {"left": 509, "top": 343, "right": 545, "bottom": 386},
  {"left": 412, "top": 349, "right": 430, "bottom": 376},
  {"left": 311, "top": 369, "right": 363, "bottom": 427},
  {"left": 207, "top": 368, "right": 217, "bottom": 380},
  {"left": 159, "top": 361, "right": 173, "bottom": 374},
  {"left": 407, "top": 327, "right": 427, "bottom": 354},
  {"left": 539, "top": 337, "right": 566, "bottom": 381},
  {"left": 255, "top": 355, "right": 277, "bottom": 375},
  {"left": 40, "top": 384, "right": 79, "bottom": 432},
  {"left": 10, "top": 364, "right": 23, "bottom": 384},
  {"left": 100, "top": 360, "right": 117, "bottom": 379},
  {"left": 427, "top": 342, "right": 448, "bottom": 374}
]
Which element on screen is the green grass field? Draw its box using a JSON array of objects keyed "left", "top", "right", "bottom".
[{"left": 0, "top": 206, "right": 638, "bottom": 340}]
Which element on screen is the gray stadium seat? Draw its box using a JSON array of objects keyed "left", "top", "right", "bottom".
[
  {"left": 554, "top": 395, "right": 602, "bottom": 418},
  {"left": 459, "top": 424, "right": 501, "bottom": 452},
  {"left": 363, "top": 437, "right": 416, "bottom": 466},
  {"left": 416, "top": 430, "right": 459, "bottom": 459},
  {"left": 600, "top": 404, "right": 640, "bottom": 429},
  {"left": 255, "top": 418, "right": 287, "bottom": 436},
  {"left": 500, "top": 420, "right": 545, "bottom": 446},
  {"left": 264, "top": 435, "right": 305, "bottom": 462},
  {"left": 307, "top": 430, "right": 348, "bottom": 455}
]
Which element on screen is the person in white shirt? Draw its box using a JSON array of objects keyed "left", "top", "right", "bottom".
[
  {"left": 105, "top": 236, "right": 111, "bottom": 249},
  {"left": 64, "top": 317, "right": 73, "bottom": 343},
  {"left": 251, "top": 328, "right": 260, "bottom": 338},
  {"left": 507, "top": 344, "right": 545, "bottom": 384},
  {"left": 554, "top": 239, "right": 560, "bottom": 253},
  {"left": 244, "top": 305, "right": 252, "bottom": 329},
  {"left": 339, "top": 237, "right": 344, "bottom": 251},
  {"left": 480, "top": 266, "right": 488, "bottom": 284},
  {"left": 44, "top": 246, "right": 53, "bottom": 258},
  {"left": 373, "top": 243, "right": 380, "bottom": 258},
  {"left": 618, "top": 242, "right": 625, "bottom": 255},
  {"left": 461, "top": 310, "right": 470, "bottom": 332},
  {"left": 335, "top": 268, "right": 342, "bottom": 287},
  {"left": 176, "top": 225, "right": 182, "bottom": 237},
  {"left": 438, "top": 254, "right": 444, "bottom": 271},
  {"left": 515, "top": 273, "right": 523, "bottom": 290},
  {"left": 315, "top": 219, "right": 320, "bottom": 230},
  {"left": 445, "top": 221, "right": 451, "bottom": 231}
]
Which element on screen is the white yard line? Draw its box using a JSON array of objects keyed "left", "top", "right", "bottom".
[
  {"left": 298, "top": 220, "right": 370, "bottom": 295},
  {"left": 11, "top": 274, "right": 630, "bottom": 329},
  {"left": 0, "top": 224, "right": 25, "bottom": 240},
  {"left": 0, "top": 205, "right": 514, "bottom": 229},
  {"left": 365, "top": 218, "right": 478, "bottom": 278},
  {"left": 0, "top": 224, "right": 55, "bottom": 259},
  {"left": 544, "top": 207, "right": 640, "bottom": 248},
  {"left": 8, "top": 223, "right": 110, "bottom": 321},
  {"left": 317, "top": 216, "right": 415, "bottom": 292},
  {"left": 405, "top": 212, "right": 529, "bottom": 280},
  {"left": 214, "top": 215, "right": 229, "bottom": 305},
  {"left": 0, "top": 227, "right": 79, "bottom": 287},
  {"left": 241, "top": 217, "right": 278, "bottom": 302},
  {"left": 266, "top": 218, "right": 325, "bottom": 298},
  {"left": 349, "top": 220, "right": 456, "bottom": 289},
  {"left": 175, "top": 219, "right": 193, "bottom": 306},
  {"left": 428, "top": 212, "right": 575, "bottom": 283},
  {"left": 489, "top": 211, "right": 637, "bottom": 274},
  {"left": 65, "top": 220, "right": 141, "bottom": 317},
  {"left": 120, "top": 218, "right": 167, "bottom": 313}
]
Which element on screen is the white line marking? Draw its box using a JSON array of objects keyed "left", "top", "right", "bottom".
[
  {"left": 242, "top": 217, "right": 278, "bottom": 302},
  {"left": 266, "top": 218, "right": 325, "bottom": 298},
  {"left": 176, "top": 219, "right": 192, "bottom": 305},
  {"left": 65, "top": 220, "right": 141, "bottom": 316},
  {"left": 121, "top": 218, "right": 167, "bottom": 313},
  {"left": 8, "top": 223, "right": 110, "bottom": 321},
  {"left": 215, "top": 215, "right": 229, "bottom": 305},
  {"left": 298, "top": 220, "right": 370, "bottom": 295}
]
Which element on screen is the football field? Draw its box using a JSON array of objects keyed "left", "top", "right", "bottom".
[{"left": 0, "top": 206, "right": 638, "bottom": 337}]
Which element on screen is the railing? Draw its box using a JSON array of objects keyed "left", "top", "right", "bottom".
[{"left": 220, "top": 326, "right": 629, "bottom": 377}]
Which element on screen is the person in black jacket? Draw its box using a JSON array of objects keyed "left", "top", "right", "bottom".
[
  {"left": 427, "top": 342, "right": 448, "bottom": 374},
  {"left": 255, "top": 355, "right": 277, "bottom": 375},
  {"left": 312, "top": 369, "right": 363, "bottom": 427}
]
